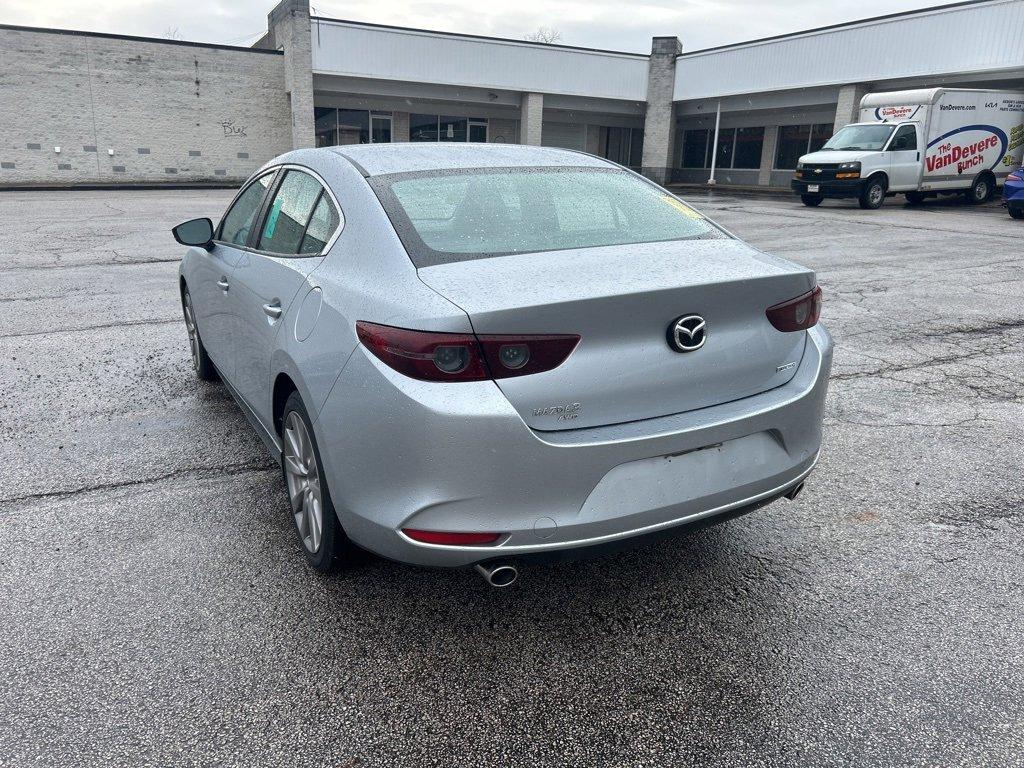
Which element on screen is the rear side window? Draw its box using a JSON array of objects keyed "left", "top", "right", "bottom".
[
  {"left": 258, "top": 170, "right": 335, "bottom": 255},
  {"left": 299, "top": 195, "right": 340, "bottom": 254},
  {"left": 219, "top": 172, "right": 274, "bottom": 246}
]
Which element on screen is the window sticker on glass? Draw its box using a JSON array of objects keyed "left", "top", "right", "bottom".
[
  {"left": 659, "top": 195, "right": 703, "bottom": 219},
  {"left": 264, "top": 197, "right": 284, "bottom": 239}
]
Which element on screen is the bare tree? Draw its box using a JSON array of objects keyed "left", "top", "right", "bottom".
[
  {"left": 163, "top": 26, "right": 183, "bottom": 40},
  {"left": 524, "top": 27, "right": 561, "bottom": 44}
]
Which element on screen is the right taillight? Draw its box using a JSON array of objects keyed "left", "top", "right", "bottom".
[
  {"left": 766, "top": 286, "right": 822, "bottom": 332},
  {"left": 356, "top": 321, "right": 580, "bottom": 382}
]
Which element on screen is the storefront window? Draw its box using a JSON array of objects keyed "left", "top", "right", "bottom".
[
  {"left": 682, "top": 129, "right": 710, "bottom": 168},
  {"left": 733, "top": 126, "right": 765, "bottom": 169},
  {"left": 314, "top": 108, "right": 338, "bottom": 148},
  {"left": 439, "top": 117, "right": 468, "bottom": 142},
  {"left": 410, "top": 114, "right": 439, "bottom": 142},
  {"left": 775, "top": 123, "right": 833, "bottom": 169},
  {"left": 337, "top": 109, "right": 370, "bottom": 145},
  {"left": 775, "top": 124, "right": 811, "bottom": 169},
  {"left": 411, "top": 114, "right": 488, "bottom": 142}
]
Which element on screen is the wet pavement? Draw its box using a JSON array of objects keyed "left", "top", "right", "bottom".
[{"left": 1, "top": 187, "right": 1022, "bottom": 767}]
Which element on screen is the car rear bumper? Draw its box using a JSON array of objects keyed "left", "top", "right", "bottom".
[
  {"left": 315, "top": 325, "right": 833, "bottom": 568},
  {"left": 791, "top": 178, "right": 864, "bottom": 198}
]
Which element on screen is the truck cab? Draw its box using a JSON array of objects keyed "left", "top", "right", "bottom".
[{"left": 791, "top": 121, "right": 923, "bottom": 210}]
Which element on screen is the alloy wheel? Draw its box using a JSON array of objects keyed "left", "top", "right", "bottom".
[
  {"left": 869, "top": 184, "right": 884, "bottom": 207},
  {"left": 283, "top": 411, "right": 324, "bottom": 554},
  {"left": 183, "top": 292, "right": 201, "bottom": 372}
]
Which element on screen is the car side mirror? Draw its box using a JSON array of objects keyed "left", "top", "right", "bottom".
[{"left": 172, "top": 218, "right": 214, "bottom": 250}]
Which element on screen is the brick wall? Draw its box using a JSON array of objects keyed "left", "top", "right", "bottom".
[{"left": 0, "top": 26, "right": 293, "bottom": 187}]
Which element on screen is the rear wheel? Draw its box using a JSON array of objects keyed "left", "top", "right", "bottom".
[
  {"left": 800, "top": 194, "right": 824, "bottom": 207},
  {"left": 905, "top": 192, "right": 926, "bottom": 205},
  {"left": 966, "top": 174, "right": 993, "bottom": 205},
  {"left": 281, "top": 391, "right": 348, "bottom": 571},
  {"left": 182, "top": 287, "right": 218, "bottom": 382},
  {"left": 1009, "top": 207, "right": 1024, "bottom": 220},
  {"left": 858, "top": 177, "right": 886, "bottom": 210}
]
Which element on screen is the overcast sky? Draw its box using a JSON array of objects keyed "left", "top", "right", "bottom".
[{"left": 0, "top": 0, "right": 952, "bottom": 52}]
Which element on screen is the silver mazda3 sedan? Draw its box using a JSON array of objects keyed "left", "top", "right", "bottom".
[{"left": 174, "top": 144, "right": 832, "bottom": 585}]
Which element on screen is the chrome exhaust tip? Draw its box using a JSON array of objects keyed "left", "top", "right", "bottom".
[
  {"left": 474, "top": 563, "right": 518, "bottom": 588},
  {"left": 785, "top": 481, "right": 805, "bottom": 501}
]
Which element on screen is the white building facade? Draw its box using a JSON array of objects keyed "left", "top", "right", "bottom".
[{"left": 0, "top": 0, "right": 1022, "bottom": 188}]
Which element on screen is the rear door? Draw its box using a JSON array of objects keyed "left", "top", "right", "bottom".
[
  {"left": 887, "top": 123, "right": 922, "bottom": 190},
  {"left": 229, "top": 168, "right": 342, "bottom": 426},
  {"left": 195, "top": 170, "right": 277, "bottom": 380}
]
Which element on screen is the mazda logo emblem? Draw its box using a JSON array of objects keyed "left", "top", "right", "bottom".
[{"left": 667, "top": 315, "right": 707, "bottom": 353}]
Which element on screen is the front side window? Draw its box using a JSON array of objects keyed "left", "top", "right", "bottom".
[
  {"left": 889, "top": 125, "right": 918, "bottom": 151},
  {"left": 219, "top": 172, "right": 275, "bottom": 246},
  {"left": 371, "top": 167, "right": 726, "bottom": 267},
  {"left": 257, "top": 171, "right": 329, "bottom": 255}
]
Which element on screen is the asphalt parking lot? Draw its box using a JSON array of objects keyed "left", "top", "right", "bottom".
[{"left": 2, "top": 186, "right": 1022, "bottom": 767}]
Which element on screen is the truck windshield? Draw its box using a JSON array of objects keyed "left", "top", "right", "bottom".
[{"left": 820, "top": 124, "right": 897, "bottom": 151}]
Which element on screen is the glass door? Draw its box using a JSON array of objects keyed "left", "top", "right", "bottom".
[
  {"left": 371, "top": 114, "right": 392, "bottom": 143},
  {"left": 468, "top": 120, "right": 488, "bottom": 143}
]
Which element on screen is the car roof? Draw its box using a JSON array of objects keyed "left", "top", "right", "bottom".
[{"left": 324, "top": 143, "right": 613, "bottom": 177}]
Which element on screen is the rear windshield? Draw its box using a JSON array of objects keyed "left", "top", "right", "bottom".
[{"left": 369, "top": 167, "right": 726, "bottom": 267}]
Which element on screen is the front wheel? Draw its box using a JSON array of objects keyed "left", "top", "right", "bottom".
[
  {"left": 966, "top": 175, "right": 993, "bottom": 205},
  {"left": 1009, "top": 207, "right": 1024, "bottom": 220},
  {"left": 281, "top": 391, "right": 349, "bottom": 571},
  {"left": 182, "top": 287, "right": 218, "bottom": 382},
  {"left": 801, "top": 194, "right": 824, "bottom": 207},
  {"left": 858, "top": 177, "right": 886, "bottom": 210}
]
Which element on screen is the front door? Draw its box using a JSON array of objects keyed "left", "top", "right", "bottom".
[
  {"left": 229, "top": 169, "right": 341, "bottom": 427},
  {"left": 887, "top": 123, "right": 922, "bottom": 191},
  {"left": 197, "top": 170, "right": 277, "bottom": 380}
]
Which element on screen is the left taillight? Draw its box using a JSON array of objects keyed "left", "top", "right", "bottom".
[
  {"left": 356, "top": 321, "right": 580, "bottom": 382},
  {"left": 766, "top": 286, "right": 822, "bottom": 332},
  {"left": 1008, "top": 173, "right": 1022, "bottom": 182}
]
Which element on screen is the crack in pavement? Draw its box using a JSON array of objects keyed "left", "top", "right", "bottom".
[
  {"left": 1, "top": 317, "right": 180, "bottom": 339},
  {"left": 0, "top": 460, "right": 277, "bottom": 508}
]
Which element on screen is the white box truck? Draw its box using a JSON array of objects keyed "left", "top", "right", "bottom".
[{"left": 791, "top": 88, "right": 1024, "bottom": 209}]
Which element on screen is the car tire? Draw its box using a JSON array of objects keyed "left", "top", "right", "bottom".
[
  {"left": 281, "top": 391, "right": 349, "bottom": 572},
  {"left": 182, "top": 286, "right": 219, "bottom": 382},
  {"left": 1009, "top": 207, "right": 1024, "bottom": 220},
  {"left": 905, "top": 192, "right": 926, "bottom": 205},
  {"left": 800, "top": 194, "right": 824, "bottom": 207},
  {"left": 858, "top": 177, "right": 886, "bottom": 210},
  {"left": 966, "top": 175, "right": 993, "bottom": 205}
]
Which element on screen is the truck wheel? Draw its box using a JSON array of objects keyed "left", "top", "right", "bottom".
[
  {"left": 966, "top": 175, "right": 993, "bottom": 205},
  {"left": 858, "top": 177, "right": 886, "bottom": 210},
  {"left": 800, "top": 194, "right": 824, "bottom": 207},
  {"left": 905, "top": 192, "right": 926, "bottom": 205},
  {"left": 1010, "top": 207, "right": 1024, "bottom": 220}
]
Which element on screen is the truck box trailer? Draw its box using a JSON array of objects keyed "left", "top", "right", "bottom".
[{"left": 791, "top": 88, "right": 1024, "bottom": 209}]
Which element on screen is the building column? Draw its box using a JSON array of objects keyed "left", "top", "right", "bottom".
[
  {"left": 392, "top": 111, "right": 410, "bottom": 142},
  {"left": 584, "top": 124, "right": 601, "bottom": 155},
  {"left": 758, "top": 125, "right": 779, "bottom": 186},
  {"left": 833, "top": 83, "right": 871, "bottom": 135},
  {"left": 268, "top": 0, "right": 315, "bottom": 149},
  {"left": 520, "top": 92, "right": 544, "bottom": 146},
  {"left": 640, "top": 36, "right": 682, "bottom": 185}
]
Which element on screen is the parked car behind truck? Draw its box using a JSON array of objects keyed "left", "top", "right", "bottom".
[
  {"left": 792, "top": 88, "right": 1024, "bottom": 209},
  {"left": 1003, "top": 165, "right": 1024, "bottom": 219}
]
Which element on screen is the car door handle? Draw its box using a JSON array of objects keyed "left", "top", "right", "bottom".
[
  {"left": 263, "top": 301, "right": 283, "bottom": 319},
  {"left": 217, "top": 277, "right": 229, "bottom": 292}
]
